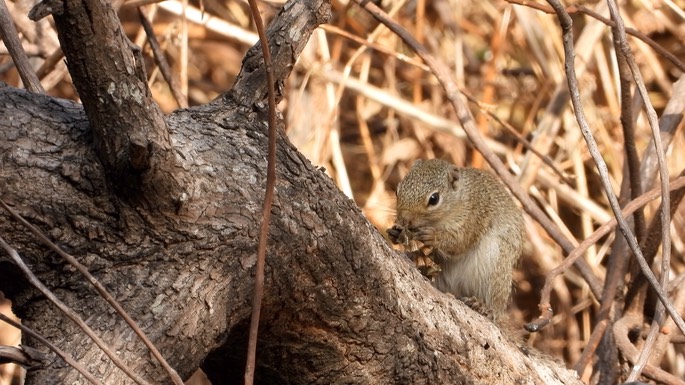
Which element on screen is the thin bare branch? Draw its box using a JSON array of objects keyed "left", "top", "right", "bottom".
[
  {"left": 138, "top": 7, "right": 188, "bottom": 109},
  {"left": 0, "top": 345, "right": 44, "bottom": 367},
  {"left": 614, "top": 314, "right": 685, "bottom": 385},
  {"left": 244, "top": 0, "right": 277, "bottom": 383},
  {"left": 0, "top": 313, "right": 103, "bottom": 385},
  {"left": 0, "top": 0, "right": 44, "bottom": 93},
  {"left": 605, "top": 0, "right": 673, "bottom": 379},
  {"left": 525, "top": 175, "right": 685, "bottom": 332},
  {"left": 506, "top": 0, "right": 685, "bottom": 73},
  {"left": 590, "top": 8, "right": 644, "bottom": 380},
  {"left": 544, "top": 0, "right": 684, "bottom": 337}
]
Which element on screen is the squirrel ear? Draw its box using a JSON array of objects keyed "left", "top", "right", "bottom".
[{"left": 449, "top": 167, "right": 460, "bottom": 189}]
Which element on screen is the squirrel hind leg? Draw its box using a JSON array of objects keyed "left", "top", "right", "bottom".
[{"left": 459, "top": 296, "right": 498, "bottom": 321}]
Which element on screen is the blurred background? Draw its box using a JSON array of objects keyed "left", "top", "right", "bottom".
[{"left": 2, "top": 0, "right": 685, "bottom": 383}]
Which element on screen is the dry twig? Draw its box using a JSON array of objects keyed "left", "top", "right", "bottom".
[
  {"left": 244, "top": 0, "right": 277, "bottom": 383},
  {"left": 544, "top": 0, "right": 684, "bottom": 338},
  {"left": 0, "top": 313, "right": 103, "bottom": 385}
]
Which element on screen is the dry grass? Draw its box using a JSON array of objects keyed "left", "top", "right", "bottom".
[{"left": 2, "top": 0, "right": 685, "bottom": 383}]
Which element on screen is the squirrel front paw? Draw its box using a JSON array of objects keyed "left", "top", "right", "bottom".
[
  {"left": 387, "top": 225, "right": 414, "bottom": 246},
  {"left": 386, "top": 225, "right": 403, "bottom": 244},
  {"left": 413, "top": 226, "right": 437, "bottom": 248}
]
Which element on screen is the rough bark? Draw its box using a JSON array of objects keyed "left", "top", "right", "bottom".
[
  {"left": 0, "top": 0, "right": 583, "bottom": 384},
  {"left": 48, "top": 0, "right": 180, "bottom": 203}
]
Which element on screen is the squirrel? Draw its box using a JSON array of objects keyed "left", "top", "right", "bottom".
[{"left": 387, "top": 159, "right": 524, "bottom": 320}]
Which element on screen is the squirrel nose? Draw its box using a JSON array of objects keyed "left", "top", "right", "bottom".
[{"left": 397, "top": 212, "right": 412, "bottom": 228}]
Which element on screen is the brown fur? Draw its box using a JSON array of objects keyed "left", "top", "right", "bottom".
[{"left": 389, "top": 159, "right": 524, "bottom": 321}]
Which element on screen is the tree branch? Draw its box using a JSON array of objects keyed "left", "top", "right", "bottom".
[
  {"left": 222, "top": 0, "right": 331, "bottom": 108},
  {"left": 29, "top": 0, "right": 185, "bottom": 208}
]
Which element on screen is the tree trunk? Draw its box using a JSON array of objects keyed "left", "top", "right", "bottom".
[{"left": 0, "top": 0, "right": 582, "bottom": 384}]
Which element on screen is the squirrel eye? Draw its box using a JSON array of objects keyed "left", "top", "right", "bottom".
[{"left": 427, "top": 192, "right": 440, "bottom": 206}]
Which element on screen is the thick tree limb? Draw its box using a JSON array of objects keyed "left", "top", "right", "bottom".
[{"left": 0, "top": 83, "right": 583, "bottom": 384}]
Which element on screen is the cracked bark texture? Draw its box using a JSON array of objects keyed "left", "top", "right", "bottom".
[{"left": 0, "top": 0, "right": 583, "bottom": 383}]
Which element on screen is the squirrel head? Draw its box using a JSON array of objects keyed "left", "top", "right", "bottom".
[{"left": 395, "top": 159, "right": 471, "bottom": 230}]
